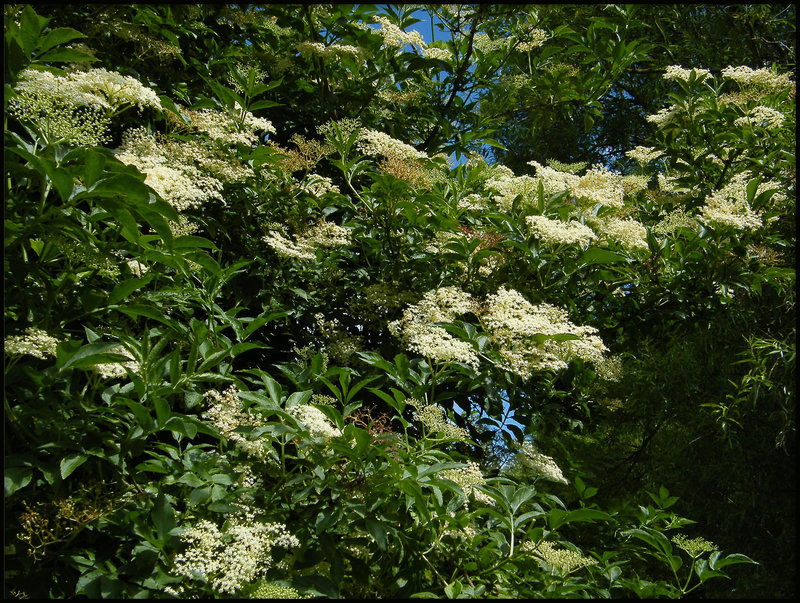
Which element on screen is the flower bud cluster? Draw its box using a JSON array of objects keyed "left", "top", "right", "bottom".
[
  {"left": 405, "top": 398, "right": 470, "bottom": 442},
  {"left": 733, "top": 105, "right": 786, "bottom": 129},
  {"left": 440, "top": 462, "right": 495, "bottom": 508},
  {"left": 626, "top": 145, "right": 664, "bottom": 164},
  {"left": 671, "top": 533, "right": 719, "bottom": 558},
  {"left": 523, "top": 540, "right": 597, "bottom": 572}
]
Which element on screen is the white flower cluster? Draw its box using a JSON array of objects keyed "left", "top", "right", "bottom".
[
  {"left": 287, "top": 404, "right": 342, "bottom": 439},
  {"left": 526, "top": 215, "right": 595, "bottom": 247},
  {"left": 626, "top": 145, "right": 664, "bottom": 164},
  {"left": 573, "top": 164, "right": 625, "bottom": 208},
  {"left": 622, "top": 174, "right": 652, "bottom": 195},
  {"left": 440, "top": 462, "right": 495, "bottom": 508},
  {"left": 183, "top": 103, "right": 274, "bottom": 147},
  {"left": 698, "top": 172, "right": 775, "bottom": 231},
  {"left": 371, "top": 15, "right": 426, "bottom": 51},
  {"left": 663, "top": 65, "right": 711, "bottom": 82},
  {"left": 522, "top": 540, "right": 597, "bottom": 572},
  {"left": 595, "top": 354, "right": 623, "bottom": 382},
  {"left": 485, "top": 172, "right": 542, "bottom": 211},
  {"left": 473, "top": 32, "right": 510, "bottom": 54},
  {"left": 297, "top": 41, "right": 363, "bottom": 60},
  {"left": 115, "top": 128, "right": 226, "bottom": 211},
  {"left": 482, "top": 287, "right": 607, "bottom": 379},
  {"left": 357, "top": 128, "right": 429, "bottom": 161},
  {"left": 88, "top": 345, "right": 140, "bottom": 380},
  {"left": 300, "top": 174, "right": 341, "bottom": 196},
  {"left": 203, "top": 386, "right": 268, "bottom": 459},
  {"left": 515, "top": 442, "right": 568, "bottom": 484},
  {"left": 721, "top": 65, "right": 794, "bottom": 91},
  {"left": 10, "top": 69, "right": 111, "bottom": 146},
  {"left": 263, "top": 220, "right": 351, "bottom": 261},
  {"left": 515, "top": 26, "right": 548, "bottom": 51},
  {"left": 388, "top": 287, "right": 480, "bottom": 369},
  {"left": 63, "top": 67, "right": 162, "bottom": 112},
  {"left": 406, "top": 397, "right": 470, "bottom": 442},
  {"left": 653, "top": 208, "right": 697, "bottom": 236},
  {"left": 733, "top": 105, "right": 786, "bottom": 129},
  {"left": 4, "top": 327, "right": 60, "bottom": 360},
  {"left": 646, "top": 106, "right": 678, "bottom": 127},
  {"left": 170, "top": 510, "right": 299, "bottom": 596},
  {"left": 589, "top": 216, "right": 649, "bottom": 250},
  {"left": 422, "top": 46, "right": 452, "bottom": 61}
]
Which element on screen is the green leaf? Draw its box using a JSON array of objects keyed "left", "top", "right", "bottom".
[
  {"left": 35, "top": 27, "right": 85, "bottom": 54},
  {"left": 109, "top": 275, "right": 153, "bottom": 306},
  {"left": 60, "top": 453, "right": 88, "bottom": 479},
  {"left": 4, "top": 465, "right": 33, "bottom": 496},
  {"left": 365, "top": 518, "right": 388, "bottom": 551},
  {"left": 151, "top": 492, "right": 175, "bottom": 544},
  {"left": 579, "top": 247, "right": 628, "bottom": 266}
]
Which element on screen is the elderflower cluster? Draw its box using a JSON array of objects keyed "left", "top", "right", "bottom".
[
  {"left": 485, "top": 172, "right": 542, "bottom": 211},
  {"left": 646, "top": 106, "right": 679, "bottom": 127},
  {"left": 653, "top": 208, "right": 697, "bottom": 236},
  {"left": 473, "top": 32, "right": 510, "bottom": 54},
  {"left": 721, "top": 65, "right": 794, "bottom": 91},
  {"left": 671, "top": 534, "right": 719, "bottom": 558},
  {"left": 115, "top": 128, "right": 226, "bottom": 211},
  {"left": 698, "top": 172, "right": 768, "bottom": 231},
  {"left": 169, "top": 510, "right": 299, "bottom": 596},
  {"left": 371, "top": 15, "right": 426, "bottom": 51},
  {"left": 515, "top": 442, "right": 568, "bottom": 484},
  {"left": 482, "top": 287, "right": 608, "bottom": 379},
  {"left": 626, "top": 145, "right": 664, "bottom": 164},
  {"left": 526, "top": 215, "right": 595, "bottom": 247},
  {"left": 263, "top": 220, "right": 351, "bottom": 261},
  {"left": 314, "top": 313, "right": 362, "bottom": 365},
  {"left": 9, "top": 69, "right": 112, "bottom": 146},
  {"left": 440, "top": 462, "right": 495, "bottom": 508},
  {"left": 183, "top": 103, "right": 274, "bottom": 146},
  {"left": 88, "top": 345, "right": 140, "bottom": 380},
  {"left": 589, "top": 216, "right": 649, "bottom": 250},
  {"left": 663, "top": 65, "right": 711, "bottom": 82},
  {"left": 526, "top": 161, "right": 580, "bottom": 196},
  {"left": 523, "top": 540, "right": 597, "bottom": 572},
  {"left": 422, "top": 46, "right": 452, "bottom": 61},
  {"left": 4, "top": 327, "right": 60, "bottom": 360},
  {"left": 250, "top": 582, "right": 309, "bottom": 599},
  {"left": 406, "top": 398, "right": 470, "bottom": 442},
  {"left": 573, "top": 164, "right": 625, "bottom": 208},
  {"left": 357, "top": 129, "right": 429, "bottom": 161},
  {"left": 287, "top": 404, "right": 342, "bottom": 439},
  {"left": 48, "top": 234, "right": 120, "bottom": 279},
  {"left": 62, "top": 68, "right": 161, "bottom": 112},
  {"left": 733, "top": 105, "right": 786, "bottom": 129},
  {"left": 388, "top": 287, "right": 480, "bottom": 369},
  {"left": 296, "top": 41, "right": 363, "bottom": 60},
  {"left": 515, "top": 26, "right": 548, "bottom": 51},
  {"left": 300, "top": 174, "right": 341, "bottom": 196},
  {"left": 622, "top": 174, "right": 652, "bottom": 195},
  {"left": 203, "top": 386, "right": 268, "bottom": 459}
]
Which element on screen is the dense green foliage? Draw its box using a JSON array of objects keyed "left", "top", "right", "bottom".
[{"left": 4, "top": 4, "right": 794, "bottom": 599}]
